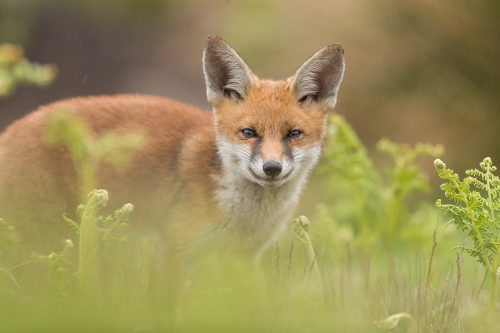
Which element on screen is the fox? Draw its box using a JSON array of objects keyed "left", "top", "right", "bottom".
[{"left": 0, "top": 36, "right": 345, "bottom": 255}]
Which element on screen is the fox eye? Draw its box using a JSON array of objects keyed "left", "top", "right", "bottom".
[
  {"left": 287, "top": 129, "right": 302, "bottom": 138},
  {"left": 241, "top": 128, "right": 257, "bottom": 138}
]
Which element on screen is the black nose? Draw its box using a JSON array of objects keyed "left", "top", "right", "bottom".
[{"left": 263, "top": 160, "right": 282, "bottom": 177}]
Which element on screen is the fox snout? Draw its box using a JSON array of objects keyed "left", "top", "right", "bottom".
[
  {"left": 262, "top": 160, "right": 282, "bottom": 177},
  {"left": 259, "top": 138, "right": 287, "bottom": 177}
]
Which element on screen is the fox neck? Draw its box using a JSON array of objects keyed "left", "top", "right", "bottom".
[
  {"left": 215, "top": 171, "right": 307, "bottom": 249},
  {"left": 213, "top": 144, "right": 317, "bottom": 251}
]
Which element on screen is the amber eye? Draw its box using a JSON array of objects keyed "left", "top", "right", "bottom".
[
  {"left": 242, "top": 128, "right": 257, "bottom": 138},
  {"left": 287, "top": 129, "right": 302, "bottom": 138}
]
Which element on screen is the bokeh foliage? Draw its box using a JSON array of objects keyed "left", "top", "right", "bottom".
[{"left": 0, "top": 44, "right": 56, "bottom": 97}]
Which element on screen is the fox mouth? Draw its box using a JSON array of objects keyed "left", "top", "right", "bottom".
[{"left": 249, "top": 168, "right": 293, "bottom": 185}]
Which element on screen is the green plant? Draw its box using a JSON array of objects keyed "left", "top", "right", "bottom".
[
  {"left": 64, "top": 189, "right": 133, "bottom": 291},
  {"left": 0, "top": 44, "right": 56, "bottom": 97},
  {"left": 44, "top": 110, "right": 144, "bottom": 200},
  {"left": 291, "top": 215, "right": 320, "bottom": 282},
  {"left": 317, "top": 115, "right": 442, "bottom": 250},
  {"left": 377, "top": 138, "right": 444, "bottom": 240},
  {"left": 435, "top": 157, "right": 500, "bottom": 307},
  {"left": 33, "top": 239, "right": 76, "bottom": 301},
  {"left": 31, "top": 189, "right": 133, "bottom": 297}
]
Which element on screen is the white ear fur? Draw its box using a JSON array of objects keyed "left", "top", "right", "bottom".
[
  {"left": 290, "top": 44, "right": 345, "bottom": 109},
  {"left": 202, "top": 36, "right": 255, "bottom": 103}
]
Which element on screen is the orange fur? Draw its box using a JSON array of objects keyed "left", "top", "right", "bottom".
[{"left": 0, "top": 95, "right": 219, "bottom": 249}]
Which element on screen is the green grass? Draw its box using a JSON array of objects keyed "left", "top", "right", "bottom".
[{"left": 0, "top": 112, "right": 499, "bottom": 332}]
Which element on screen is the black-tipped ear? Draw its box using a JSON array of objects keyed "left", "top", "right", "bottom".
[
  {"left": 290, "top": 44, "right": 345, "bottom": 109},
  {"left": 202, "top": 36, "right": 255, "bottom": 103}
]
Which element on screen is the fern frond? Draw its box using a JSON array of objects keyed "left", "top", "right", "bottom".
[
  {"left": 63, "top": 214, "right": 80, "bottom": 233},
  {"left": 435, "top": 157, "right": 500, "bottom": 297},
  {"left": 466, "top": 176, "right": 487, "bottom": 191}
]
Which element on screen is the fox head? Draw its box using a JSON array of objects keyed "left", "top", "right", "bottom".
[{"left": 203, "top": 36, "right": 345, "bottom": 188}]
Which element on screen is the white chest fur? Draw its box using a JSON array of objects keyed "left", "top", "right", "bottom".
[{"left": 214, "top": 172, "right": 309, "bottom": 250}]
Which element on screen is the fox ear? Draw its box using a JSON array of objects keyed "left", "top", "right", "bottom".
[
  {"left": 203, "top": 36, "right": 254, "bottom": 103},
  {"left": 290, "top": 44, "right": 345, "bottom": 109}
]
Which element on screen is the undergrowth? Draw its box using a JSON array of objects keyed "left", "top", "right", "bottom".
[
  {"left": 0, "top": 111, "right": 499, "bottom": 332},
  {"left": 316, "top": 115, "right": 443, "bottom": 252}
]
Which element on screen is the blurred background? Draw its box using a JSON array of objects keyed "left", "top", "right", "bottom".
[{"left": 0, "top": 0, "right": 498, "bottom": 173}]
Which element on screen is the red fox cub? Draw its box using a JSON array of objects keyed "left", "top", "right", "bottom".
[{"left": 0, "top": 36, "right": 345, "bottom": 253}]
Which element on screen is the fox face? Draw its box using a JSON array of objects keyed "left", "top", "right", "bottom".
[
  {"left": 213, "top": 81, "right": 326, "bottom": 187},
  {"left": 203, "top": 36, "right": 345, "bottom": 188}
]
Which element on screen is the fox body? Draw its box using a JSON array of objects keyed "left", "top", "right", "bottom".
[{"left": 0, "top": 36, "right": 345, "bottom": 253}]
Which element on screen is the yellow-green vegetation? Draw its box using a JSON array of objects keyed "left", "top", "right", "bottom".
[
  {"left": 44, "top": 110, "right": 144, "bottom": 200},
  {"left": 0, "top": 44, "right": 56, "bottom": 97},
  {"left": 317, "top": 116, "right": 444, "bottom": 250},
  {"left": 0, "top": 111, "right": 499, "bottom": 332},
  {"left": 435, "top": 157, "right": 500, "bottom": 308}
]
